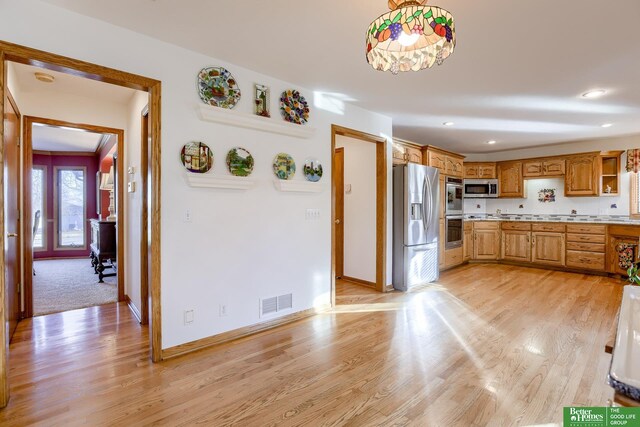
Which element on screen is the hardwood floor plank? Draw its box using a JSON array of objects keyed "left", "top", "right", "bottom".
[{"left": 0, "top": 265, "right": 625, "bottom": 426}]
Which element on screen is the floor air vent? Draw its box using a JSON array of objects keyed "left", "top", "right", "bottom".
[{"left": 260, "top": 293, "right": 293, "bottom": 317}]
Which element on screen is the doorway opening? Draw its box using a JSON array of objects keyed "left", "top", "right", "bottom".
[
  {"left": 0, "top": 41, "right": 163, "bottom": 408},
  {"left": 23, "top": 116, "right": 125, "bottom": 317},
  {"left": 331, "top": 125, "right": 387, "bottom": 306}
]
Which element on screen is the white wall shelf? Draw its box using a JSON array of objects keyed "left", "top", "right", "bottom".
[
  {"left": 273, "top": 179, "right": 326, "bottom": 193},
  {"left": 184, "top": 173, "right": 256, "bottom": 190},
  {"left": 196, "top": 104, "right": 317, "bottom": 139}
]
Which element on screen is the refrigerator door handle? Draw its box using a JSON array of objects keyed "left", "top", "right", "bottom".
[{"left": 422, "top": 176, "right": 433, "bottom": 235}]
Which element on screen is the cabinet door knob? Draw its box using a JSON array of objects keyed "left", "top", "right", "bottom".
[{"left": 335, "top": 219, "right": 341, "bottom": 225}]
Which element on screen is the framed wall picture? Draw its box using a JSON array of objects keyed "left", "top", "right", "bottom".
[{"left": 254, "top": 84, "right": 270, "bottom": 118}]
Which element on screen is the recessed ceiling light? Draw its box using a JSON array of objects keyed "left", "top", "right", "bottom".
[
  {"left": 582, "top": 89, "right": 607, "bottom": 99},
  {"left": 443, "top": 122, "right": 455, "bottom": 126},
  {"left": 601, "top": 123, "right": 613, "bottom": 128},
  {"left": 34, "top": 72, "right": 55, "bottom": 83},
  {"left": 486, "top": 140, "right": 497, "bottom": 145}
]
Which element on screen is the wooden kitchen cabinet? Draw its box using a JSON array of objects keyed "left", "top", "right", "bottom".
[
  {"left": 523, "top": 158, "right": 565, "bottom": 177},
  {"left": 474, "top": 228, "right": 501, "bottom": 260},
  {"left": 464, "top": 162, "right": 496, "bottom": 179},
  {"left": 532, "top": 232, "right": 565, "bottom": 266},
  {"left": 565, "top": 223, "right": 607, "bottom": 271},
  {"left": 422, "top": 145, "right": 465, "bottom": 178},
  {"left": 439, "top": 219, "right": 445, "bottom": 270},
  {"left": 501, "top": 225, "right": 531, "bottom": 262},
  {"left": 565, "top": 153, "right": 600, "bottom": 196},
  {"left": 463, "top": 222, "right": 473, "bottom": 261},
  {"left": 607, "top": 225, "right": 640, "bottom": 275},
  {"left": 392, "top": 139, "right": 423, "bottom": 165},
  {"left": 497, "top": 161, "right": 524, "bottom": 198},
  {"left": 445, "top": 156, "right": 464, "bottom": 177}
]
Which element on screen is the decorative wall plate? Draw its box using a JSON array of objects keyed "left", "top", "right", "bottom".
[
  {"left": 280, "top": 90, "right": 310, "bottom": 125},
  {"left": 226, "top": 147, "right": 255, "bottom": 177},
  {"left": 198, "top": 67, "right": 241, "bottom": 109},
  {"left": 303, "top": 159, "right": 323, "bottom": 182},
  {"left": 273, "top": 153, "right": 296, "bottom": 180},
  {"left": 181, "top": 142, "right": 213, "bottom": 173}
]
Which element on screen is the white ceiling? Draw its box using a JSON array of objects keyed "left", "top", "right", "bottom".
[
  {"left": 32, "top": 124, "right": 112, "bottom": 152},
  {"left": 42, "top": 0, "right": 640, "bottom": 153},
  {"left": 10, "top": 61, "right": 137, "bottom": 105}
]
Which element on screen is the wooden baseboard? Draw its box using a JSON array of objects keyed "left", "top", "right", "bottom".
[
  {"left": 125, "top": 295, "right": 142, "bottom": 323},
  {"left": 342, "top": 276, "right": 376, "bottom": 288},
  {"left": 161, "top": 304, "right": 331, "bottom": 360},
  {"left": 465, "top": 259, "right": 612, "bottom": 277}
]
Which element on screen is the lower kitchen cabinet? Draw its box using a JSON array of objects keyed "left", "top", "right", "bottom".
[
  {"left": 445, "top": 247, "right": 464, "bottom": 269},
  {"left": 501, "top": 230, "right": 531, "bottom": 262},
  {"left": 473, "top": 224, "right": 500, "bottom": 260},
  {"left": 531, "top": 232, "right": 565, "bottom": 266},
  {"left": 463, "top": 223, "right": 473, "bottom": 261}
]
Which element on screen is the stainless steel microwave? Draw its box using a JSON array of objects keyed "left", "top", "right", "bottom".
[{"left": 463, "top": 179, "right": 499, "bottom": 198}]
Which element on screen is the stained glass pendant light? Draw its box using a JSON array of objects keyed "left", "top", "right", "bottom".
[{"left": 366, "top": 0, "right": 456, "bottom": 74}]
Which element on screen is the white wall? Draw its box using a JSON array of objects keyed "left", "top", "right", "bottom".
[
  {"left": 0, "top": 0, "right": 393, "bottom": 349},
  {"left": 336, "top": 135, "right": 376, "bottom": 283},
  {"left": 463, "top": 134, "right": 638, "bottom": 216}
]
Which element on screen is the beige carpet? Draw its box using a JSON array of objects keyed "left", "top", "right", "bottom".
[{"left": 34, "top": 258, "right": 117, "bottom": 316}]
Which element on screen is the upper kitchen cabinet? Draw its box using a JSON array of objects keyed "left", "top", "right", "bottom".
[
  {"left": 464, "top": 162, "right": 496, "bottom": 179},
  {"left": 565, "top": 153, "right": 600, "bottom": 196},
  {"left": 392, "top": 138, "right": 423, "bottom": 165},
  {"left": 497, "top": 161, "right": 524, "bottom": 198},
  {"left": 522, "top": 158, "right": 565, "bottom": 178},
  {"left": 600, "top": 151, "right": 624, "bottom": 196},
  {"left": 422, "top": 145, "right": 465, "bottom": 178}
]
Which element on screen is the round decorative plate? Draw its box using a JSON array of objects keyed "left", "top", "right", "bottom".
[
  {"left": 226, "top": 147, "right": 254, "bottom": 177},
  {"left": 181, "top": 142, "right": 213, "bottom": 173},
  {"left": 303, "top": 159, "right": 323, "bottom": 182},
  {"left": 197, "top": 67, "right": 241, "bottom": 109},
  {"left": 280, "top": 90, "right": 309, "bottom": 125},
  {"left": 273, "top": 153, "right": 296, "bottom": 180}
]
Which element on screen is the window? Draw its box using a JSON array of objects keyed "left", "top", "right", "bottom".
[
  {"left": 32, "top": 166, "right": 46, "bottom": 250},
  {"left": 632, "top": 173, "right": 640, "bottom": 219},
  {"left": 55, "top": 167, "right": 86, "bottom": 249}
]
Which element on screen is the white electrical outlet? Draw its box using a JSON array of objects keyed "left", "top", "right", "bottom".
[
  {"left": 184, "top": 310, "right": 194, "bottom": 325},
  {"left": 219, "top": 304, "right": 228, "bottom": 317},
  {"left": 184, "top": 209, "right": 192, "bottom": 223}
]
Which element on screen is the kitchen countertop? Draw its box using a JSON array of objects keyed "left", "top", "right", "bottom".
[{"left": 463, "top": 214, "right": 640, "bottom": 225}]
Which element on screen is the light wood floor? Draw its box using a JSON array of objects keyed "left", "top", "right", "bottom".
[{"left": 0, "top": 264, "right": 624, "bottom": 426}]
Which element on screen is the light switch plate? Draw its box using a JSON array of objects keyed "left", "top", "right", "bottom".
[{"left": 128, "top": 182, "right": 136, "bottom": 193}]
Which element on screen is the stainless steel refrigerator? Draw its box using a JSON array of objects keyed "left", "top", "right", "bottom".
[{"left": 393, "top": 164, "right": 440, "bottom": 291}]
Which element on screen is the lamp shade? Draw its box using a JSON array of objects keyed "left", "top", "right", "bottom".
[
  {"left": 100, "top": 166, "right": 114, "bottom": 190},
  {"left": 366, "top": 1, "right": 456, "bottom": 74}
]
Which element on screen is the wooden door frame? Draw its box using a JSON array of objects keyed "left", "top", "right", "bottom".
[
  {"left": 0, "top": 40, "right": 163, "bottom": 408},
  {"left": 331, "top": 124, "right": 387, "bottom": 306},
  {"left": 23, "top": 116, "right": 126, "bottom": 317},
  {"left": 334, "top": 147, "right": 344, "bottom": 279},
  {"left": 140, "top": 106, "right": 149, "bottom": 325}
]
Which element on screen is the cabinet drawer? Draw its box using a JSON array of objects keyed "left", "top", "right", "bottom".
[
  {"left": 473, "top": 221, "right": 500, "bottom": 230},
  {"left": 445, "top": 247, "right": 464, "bottom": 268},
  {"left": 566, "top": 241, "right": 606, "bottom": 253},
  {"left": 532, "top": 223, "right": 565, "bottom": 232},
  {"left": 566, "top": 250, "right": 606, "bottom": 271},
  {"left": 501, "top": 222, "right": 531, "bottom": 231},
  {"left": 464, "top": 222, "right": 473, "bottom": 231},
  {"left": 566, "top": 224, "right": 606, "bottom": 235},
  {"left": 566, "top": 233, "right": 606, "bottom": 244}
]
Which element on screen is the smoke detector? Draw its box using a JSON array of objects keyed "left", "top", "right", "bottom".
[{"left": 34, "top": 72, "right": 55, "bottom": 83}]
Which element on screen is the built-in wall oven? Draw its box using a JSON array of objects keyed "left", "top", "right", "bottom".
[
  {"left": 445, "top": 216, "right": 463, "bottom": 249},
  {"left": 445, "top": 177, "right": 463, "bottom": 215},
  {"left": 445, "top": 177, "right": 464, "bottom": 249}
]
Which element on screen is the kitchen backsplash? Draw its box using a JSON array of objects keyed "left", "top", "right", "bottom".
[{"left": 463, "top": 177, "right": 630, "bottom": 216}]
